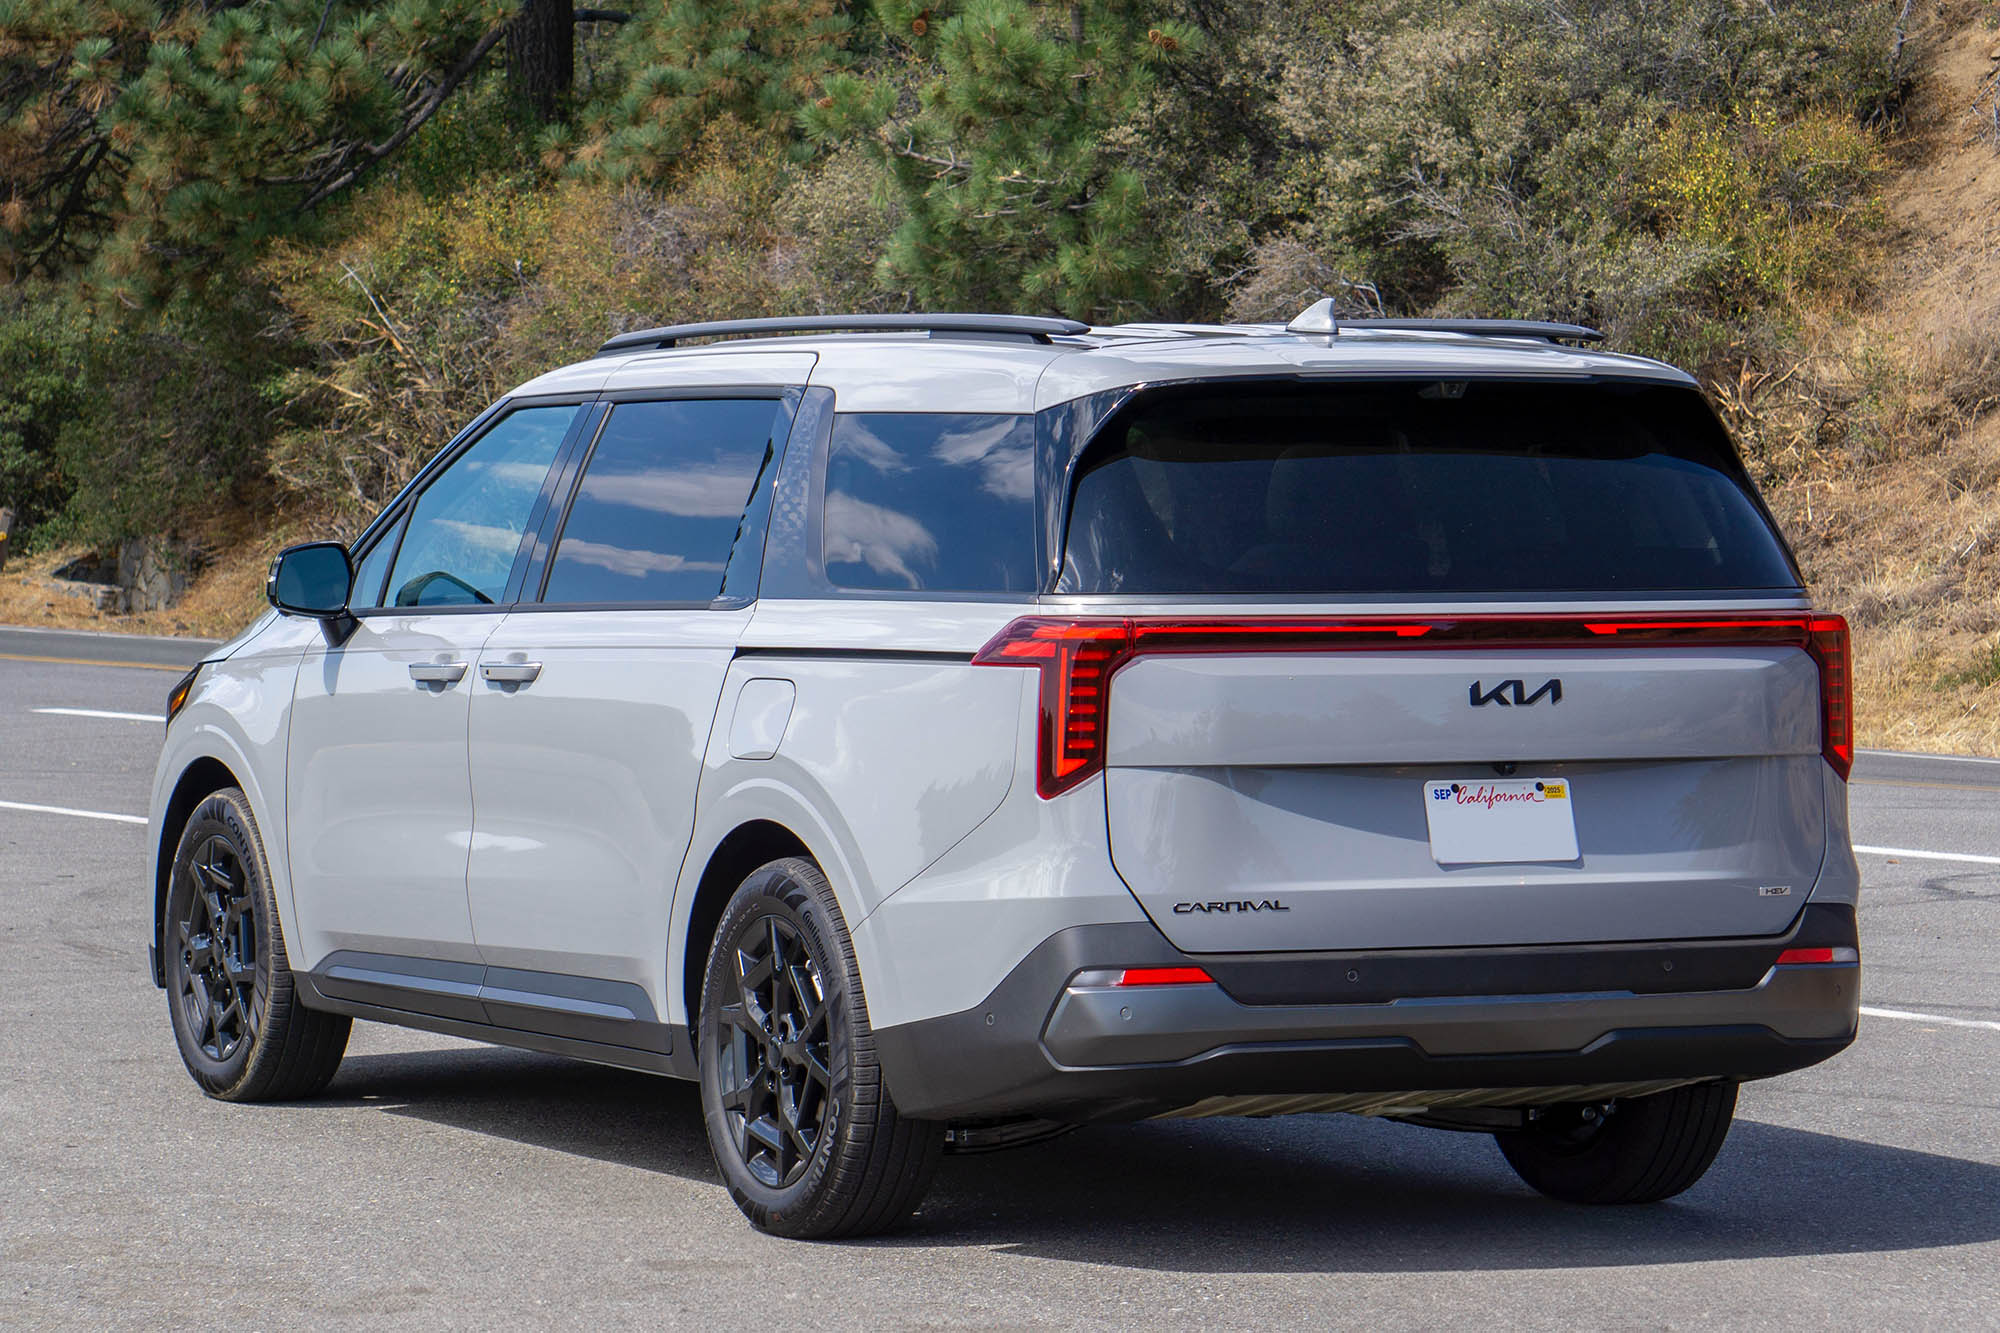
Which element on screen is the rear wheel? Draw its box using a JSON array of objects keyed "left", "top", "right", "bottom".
[
  {"left": 1496, "top": 1082, "right": 1737, "bottom": 1204},
  {"left": 164, "top": 788, "right": 350, "bottom": 1101},
  {"left": 697, "top": 856, "right": 944, "bottom": 1238}
]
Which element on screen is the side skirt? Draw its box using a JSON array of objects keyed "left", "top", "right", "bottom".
[{"left": 294, "top": 956, "right": 697, "bottom": 1080}]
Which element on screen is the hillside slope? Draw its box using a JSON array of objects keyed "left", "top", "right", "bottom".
[
  {"left": 1762, "top": 8, "right": 2000, "bottom": 752},
  {"left": 4, "top": 4, "right": 1997, "bottom": 754}
]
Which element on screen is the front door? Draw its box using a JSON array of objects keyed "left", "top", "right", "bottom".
[{"left": 287, "top": 402, "right": 584, "bottom": 968}]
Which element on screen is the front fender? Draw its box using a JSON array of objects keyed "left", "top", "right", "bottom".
[{"left": 148, "top": 617, "right": 311, "bottom": 973}]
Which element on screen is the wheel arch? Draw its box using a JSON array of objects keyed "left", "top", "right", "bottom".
[
  {"left": 151, "top": 754, "right": 244, "bottom": 987},
  {"left": 678, "top": 819, "right": 813, "bottom": 1029}
]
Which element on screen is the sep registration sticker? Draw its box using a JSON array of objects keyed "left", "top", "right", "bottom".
[{"left": 1423, "top": 778, "right": 1580, "bottom": 865}]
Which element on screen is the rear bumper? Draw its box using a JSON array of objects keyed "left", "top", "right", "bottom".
[{"left": 874, "top": 905, "right": 1859, "bottom": 1121}]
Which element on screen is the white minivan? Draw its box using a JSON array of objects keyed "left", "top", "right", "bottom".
[{"left": 151, "top": 308, "right": 1859, "bottom": 1237}]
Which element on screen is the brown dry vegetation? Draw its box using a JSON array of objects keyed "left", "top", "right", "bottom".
[
  {"left": 7, "top": 4, "right": 2000, "bottom": 756},
  {"left": 1757, "top": 4, "right": 2000, "bottom": 753}
]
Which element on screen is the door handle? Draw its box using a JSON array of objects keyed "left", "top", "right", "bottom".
[
  {"left": 480, "top": 661, "right": 543, "bottom": 685},
  {"left": 408, "top": 661, "right": 468, "bottom": 685}
]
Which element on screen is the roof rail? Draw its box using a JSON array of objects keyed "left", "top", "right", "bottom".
[
  {"left": 595, "top": 313, "right": 1091, "bottom": 356},
  {"left": 1285, "top": 299, "right": 1604, "bottom": 345}
]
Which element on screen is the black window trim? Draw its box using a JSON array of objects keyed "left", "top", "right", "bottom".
[
  {"left": 523, "top": 386, "right": 804, "bottom": 613},
  {"left": 348, "top": 393, "right": 601, "bottom": 619}
]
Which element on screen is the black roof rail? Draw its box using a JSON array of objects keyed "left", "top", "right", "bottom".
[
  {"left": 1285, "top": 300, "right": 1604, "bottom": 345},
  {"left": 595, "top": 313, "right": 1091, "bottom": 356}
]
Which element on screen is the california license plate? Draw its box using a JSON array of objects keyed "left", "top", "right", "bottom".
[{"left": 1423, "top": 778, "right": 1579, "bottom": 864}]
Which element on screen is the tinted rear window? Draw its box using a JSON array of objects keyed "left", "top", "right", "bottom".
[
  {"left": 823, "top": 413, "right": 1037, "bottom": 593},
  {"left": 543, "top": 398, "right": 783, "bottom": 605},
  {"left": 1058, "top": 381, "right": 1798, "bottom": 596}
]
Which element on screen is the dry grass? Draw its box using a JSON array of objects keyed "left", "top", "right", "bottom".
[
  {"left": 0, "top": 507, "right": 297, "bottom": 642},
  {"left": 1755, "top": 6, "right": 2000, "bottom": 753}
]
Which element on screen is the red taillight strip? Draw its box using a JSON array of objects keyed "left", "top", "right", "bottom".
[{"left": 973, "top": 611, "right": 1856, "bottom": 798}]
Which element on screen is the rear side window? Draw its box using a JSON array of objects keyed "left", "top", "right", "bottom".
[
  {"left": 542, "top": 398, "right": 784, "bottom": 605},
  {"left": 1058, "top": 382, "right": 1799, "bottom": 596},
  {"left": 823, "top": 413, "right": 1037, "bottom": 593}
]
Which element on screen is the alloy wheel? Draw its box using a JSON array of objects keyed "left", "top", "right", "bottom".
[
  {"left": 174, "top": 834, "right": 260, "bottom": 1063},
  {"left": 714, "top": 913, "right": 834, "bottom": 1188}
]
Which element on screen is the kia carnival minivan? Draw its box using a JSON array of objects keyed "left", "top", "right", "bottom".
[{"left": 151, "top": 305, "right": 1859, "bottom": 1237}]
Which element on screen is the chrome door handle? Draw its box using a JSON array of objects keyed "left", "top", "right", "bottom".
[
  {"left": 408, "top": 661, "right": 468, "bottom": 685},
  {"left": 480, "top": 661, "right": 543, "bottom": 685}
]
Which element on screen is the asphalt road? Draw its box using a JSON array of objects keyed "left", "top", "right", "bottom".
[{"left": 1, "top": 628, "right": 1995, "bottom": 1329}]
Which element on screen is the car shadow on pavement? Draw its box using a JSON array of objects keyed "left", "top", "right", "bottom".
[{"left": 327, "top": 1047, "right": 2000, "bottom": 1272}]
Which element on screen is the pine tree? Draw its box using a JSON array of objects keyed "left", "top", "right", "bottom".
[
  {"left": 550, "top": 0, "right": 853, "bottom": 181},
  {"left": 0, "top": 1, "right": 613, "bottom": 295},
  {"left": 806, "top": 0, "right": 1199, "bottom": 320}
]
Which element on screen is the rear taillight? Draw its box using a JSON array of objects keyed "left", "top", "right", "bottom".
[
  {"left": 975, "top": 610, "right": 1858, "bottom": 799},
  {"left": 971, "top": 618, "right": 1133, "bottom": 797},
  {"left": 1806, "top": 615, "right": 1853, "bottom": 780}
]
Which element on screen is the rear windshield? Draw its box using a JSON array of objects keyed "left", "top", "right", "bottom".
[{"left": 1057, "top": 381, "right": 1799, "bottom": 596}]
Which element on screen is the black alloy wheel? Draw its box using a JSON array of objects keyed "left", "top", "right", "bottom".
[
  {"left": 173, "top": 832, "right": 262, "bottom": 1063},
  {"left": 163, "top": 788, "right": 350, "bottom": 1101},
  {"left": 714, "top": 912, "right": 835, "bottom": 1189},
  {"left": 697, "top": 856, "right": 944, "bottom": 1238}
]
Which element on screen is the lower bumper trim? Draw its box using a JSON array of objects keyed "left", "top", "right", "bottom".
[{"left": 874, "top": 918, "right": 1859, "bottom": 1121}]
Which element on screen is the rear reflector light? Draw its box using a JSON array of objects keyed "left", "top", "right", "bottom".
[
  {"left": 974, "top": 611, "right": 1859, "bottom": 799},
  {"left": 1114, "top": 966, "right": 1215, "bottom": 987},
  {"left": 1775, "top": 946, "right": 1859, "bottom": 965}
]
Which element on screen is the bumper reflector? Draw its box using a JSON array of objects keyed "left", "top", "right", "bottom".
[
  {"left": 1776, "top": 946, "right": 1859, "bottom": 965},
  {"left": 1114, "top": 966, "right": 1215, "bottom": 987}
]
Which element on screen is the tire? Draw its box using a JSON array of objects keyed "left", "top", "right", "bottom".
[
  {"left": 697, "top": 856, "right": 945, "bottom": 1238},
  {"left": 163, "top": 788, "right": 350, "bottom": 1101},
  {"left": 1496, "top": 1082, "right": 1738, "bottom": 1204}
]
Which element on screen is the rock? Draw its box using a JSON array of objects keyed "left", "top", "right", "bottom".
[
  {"left": 51, "top": 536, "right": 201, "bottom": 614},
  {"left": 116, "top": 538, "right": 193, "bottom": 613}
]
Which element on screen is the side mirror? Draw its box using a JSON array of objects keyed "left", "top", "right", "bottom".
[{"left": 267, "top": 541, "right": 356, "bottom": 645}]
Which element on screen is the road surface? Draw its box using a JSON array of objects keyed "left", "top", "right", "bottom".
[{"left": 1, "top": 628, "right": 1994, "bottom": 1328}]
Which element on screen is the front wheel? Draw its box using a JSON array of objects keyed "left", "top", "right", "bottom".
[
  {"left": 697, "top": 856, "right": 944, "bottom": 1238},
  {"left": 163, "top": 788, "right": 350, "bottom": 1101},
  {"left": 1496, "top": 1081, "right": 1738, "bottom": 1204}
]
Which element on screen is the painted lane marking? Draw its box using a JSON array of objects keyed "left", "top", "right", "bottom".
[
  {"left": 33, "top": 707, "right": 165, "bottom": 723},
  {"left": 0, "top": 799, "right": 146, "bottom": 826},
  {"left": 0, "top": 651, "right": 186, "bottom": 673},
  {"left": 1854, "top": 844, "right": 2000, "bottom": 867},
  {"left": 1862, "top": 1006, "right": 2000, "bottom": 1033},
  {"left": 1851, "top": 778, "right": 2000, "bottom": 794},
  {"left": 1856, "top": 748, "right": 2000, "bottom": 767}
]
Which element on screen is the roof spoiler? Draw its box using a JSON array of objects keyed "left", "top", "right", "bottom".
[
  {"left": 595, "top": 313, "right": 1091, "bottom": 357},
  {"left": 1285, "top": 299, "right": 1604, "bottom": 345}
]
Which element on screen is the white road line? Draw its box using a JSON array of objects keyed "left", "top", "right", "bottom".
[
  {"left": 1857, "top": 748, "right": 2000, "bottom": 766},
  {"left": 1854, "top": 844, "right": 2000, "bottom": 867},
  {"left": 33, "top": 707, "right": 164, "bottom": 723},
  {"left": 1862, "top": 1006, "right": 2000, "bottom": 1033},
  {"left": 0, "top": 799, "right": 146, "bottom": 826}
]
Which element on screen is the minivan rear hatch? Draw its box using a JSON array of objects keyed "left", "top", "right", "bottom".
[{"left": 1025, "top": 379, "right": 1846, "bottom": 953}]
